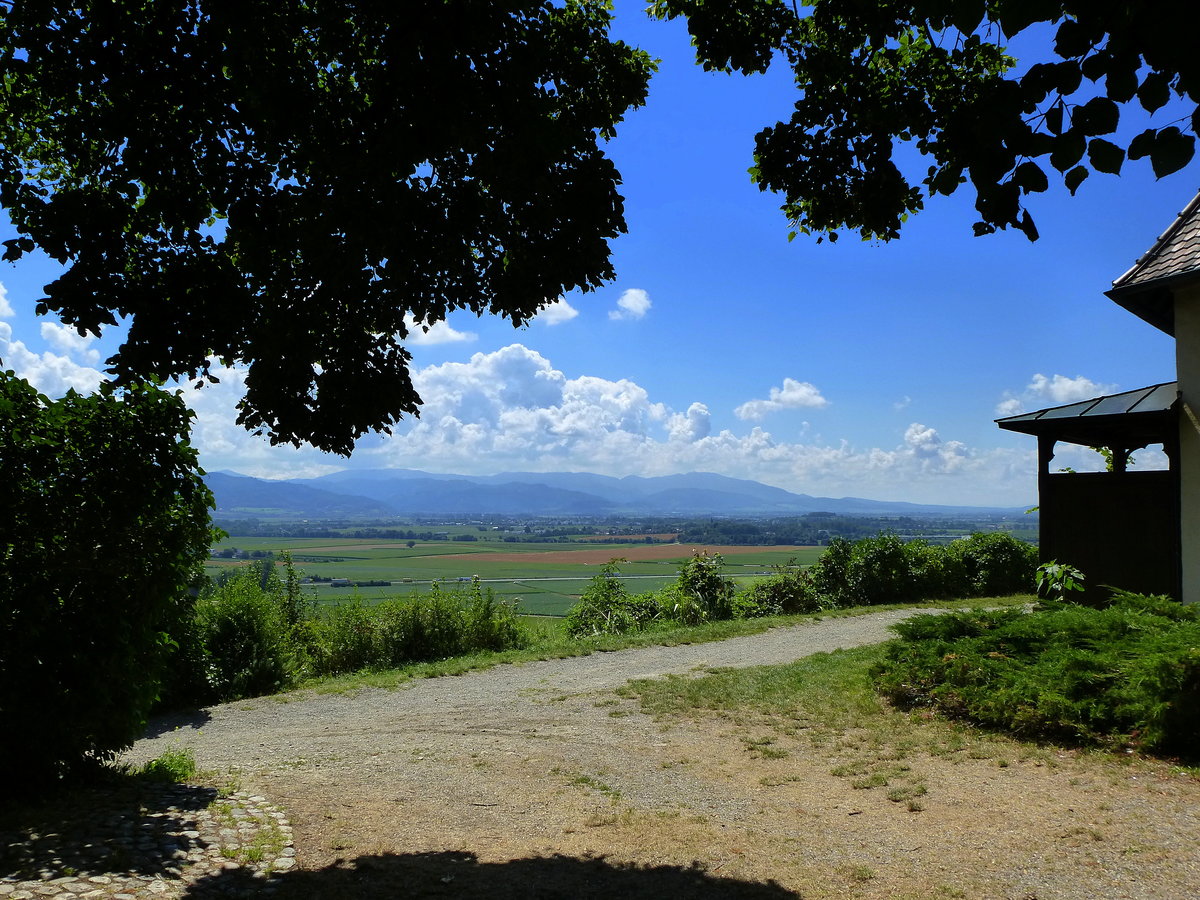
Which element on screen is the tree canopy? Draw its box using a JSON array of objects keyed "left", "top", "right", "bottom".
[
  {"left": 0, "top": 0, "right": 653, "bottom": 453},
  {"left": 654, "top": 0, "right": 1199, "bottom": 242}
]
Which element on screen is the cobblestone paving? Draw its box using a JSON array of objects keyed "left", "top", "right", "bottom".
[{"left": 2, "top": 784, "right": 294, "bottom": 899}]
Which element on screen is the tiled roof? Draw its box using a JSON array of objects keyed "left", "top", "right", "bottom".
[
  {"left": 1112, "top": 192, "right": 1200, "bottom": 288},
  {"left": 1106, "top": 191, "right": 1200, "bottom": 334}
]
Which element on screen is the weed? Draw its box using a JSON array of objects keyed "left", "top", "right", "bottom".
[
  {"left": 840, "top": 863, "right": 876, "bottom": 882},
  {"left": 138, "top": 746, "right": 197, "bottom": 783}
]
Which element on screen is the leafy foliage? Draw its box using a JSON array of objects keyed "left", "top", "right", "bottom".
[
  {"left": 0, "top": 372, "right": 213, "bottom": 787},
  {"left": 653, "top": 0, "right": 1200, "bottom": 241},
  {"left": 873, "top": 593, "right": 1200, "bottom": 754},
  {"left": 805, "top": 532, "right": 1035, "bottom": 607},
  {"left": 566, "top": 533, "right": 1035, "bottom": 637},
  {"left": 301, "top": 580, "right": 528, "bottom": 676},
  {"left": 190, "top": 561, "right": 305, "bottom": 702},
  {"left": 736, "top": 559, "right": 835, "bottom": 616},
  {"left": 0, "top": 0, "right": 654, "bottom": 452},
  {"left": 1036, "top": 559, "right": 1086, "bottom": 600},
  {"left": 565, "top": 559, "right": 663, "bottom": 637}
]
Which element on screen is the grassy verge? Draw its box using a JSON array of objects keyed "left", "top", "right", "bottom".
[
  {"left": 286, "top": 594, "right": 1032, "bottom": 696},
  {"left": 615, "top": 638, "right": 1178, "bottom": 811}
]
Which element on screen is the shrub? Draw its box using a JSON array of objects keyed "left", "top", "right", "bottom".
[
  {"left": 872, "top": 593, "right": 1200, "bottom": 754},
  {"left": 845, "top": 533, "right": 923, "bottom": 606},
  {"left": 735, "top": 562, "right": 833, "bottom": 616},
  {"left": 950, "top": 532, "right": 1038, "bottom": 596},
  {"left": 808, "top": 537, "right": 853, "bottom": 605},
  {"left": 302, "top": 580, "right": 529, "bottom": 675},
  {"left": 195, "top": 563, "right": 299, "bottom": 701},
  {"left": 0, "top": 374, "right": 212, "bottom": 788},
  {"left": 304, "top": 598, "right": 377, "bottom": 675},
  {"left": 673, "top": 552, "right": 736, "bottom": 622},
  {"left": 565, "top": 560, "right": 661, "bottom": 637}
]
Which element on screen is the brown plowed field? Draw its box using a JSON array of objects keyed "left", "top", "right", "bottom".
[{"left": 434, "top": 544, "right": 816, "bottom": 565}]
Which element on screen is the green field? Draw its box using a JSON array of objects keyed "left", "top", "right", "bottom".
[{"left": 208, "top": 537, "right": 824, "bottom": 616}]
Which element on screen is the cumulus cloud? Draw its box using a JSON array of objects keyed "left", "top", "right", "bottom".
[
  {"left": 735, "top": 378, "right": 829, "bottom": 421},
  {"left": 0, "top": 319, "right": 106, "bottom": 397},
  {"left": 667, "top": 402, "right": 712, "bottom": 443},
  {"left": 403, "top": 314, "right": 476, "bottom": 345},
  {"left": 533, "top": 298, "right": 579, "bottom": 326},
  {"left": 40, "top": 321, "right": 101, "bottom": 364},
  {"left": 996, "top": 373, "right": 1117, "bottom": 416},
  {"left": 608, "top": 288, "right": 651, "bottom": 321},
  {"left": 0, "top": 283, "right": 12, "bottom": 318},
  {"left": 173, "top": 343, "right": 1035, "bottom": 506}
]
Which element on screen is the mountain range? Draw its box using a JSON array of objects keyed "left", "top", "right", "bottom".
[{"left": 205, "top": 469, "right": 1026, "bottom": 519}]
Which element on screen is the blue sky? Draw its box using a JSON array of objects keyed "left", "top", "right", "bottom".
[{"left": 0, "top": 3, "right": 1192, "bottom": 507}]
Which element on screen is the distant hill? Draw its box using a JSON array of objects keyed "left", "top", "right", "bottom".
[
  {"left": 206, "top": 472, "right": 394, "bottom": 517},
  {"left": 203, "top": 468, "right": 1026, "bottom": 519}
]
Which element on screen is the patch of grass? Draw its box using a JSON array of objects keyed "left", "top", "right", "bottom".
[
  {"left": 137, "top": 746, "right": 197, "bottom": 783},
  {"left": 286, "top": 596, "right": 1029, "bottom": 698}
]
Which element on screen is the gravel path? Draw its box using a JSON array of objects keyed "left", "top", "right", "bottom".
[
  {"left": 128, "top": 609, "right": 921, "bottom": 770},
  {"left": 104, "top": 608, "right": 1200, "bottom": 900}
]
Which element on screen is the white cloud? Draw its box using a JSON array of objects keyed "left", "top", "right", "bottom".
[
  {"left": 0, "top": 319, "right": 106, "bottom": 397},
  {"left": 533, "top": 298, "right": 579, "bottom": 326},
  {"left": 0, "top": 283, "right": 12, "bottom": 318},
  {"left": 40, "top": 321, "right": 101, "bottom": 364},
  {"left": 996, "top": 373, "right": 1117, "bottom": 416},
  {"left": 403, "top": 314, "right": 477, "bottom": 345},
  {"left": 735, "top": 378, "right": 829, "bottom": 421},
  {"left": 608, "top": 288, "right": 651, "bottom": 321},
  {"left": 174, "top": 343, "right": 1036, "bottom": 506},
  {"left": 667, "top": 402, "right": 711, "bottom": 443},
  {"left": 894, "top": 395, "right": 912, "bottom": 411}
]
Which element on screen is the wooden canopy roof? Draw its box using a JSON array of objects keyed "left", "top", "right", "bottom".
[{"left": 996, "top": 382, "right": 1178, "bottom": 449}]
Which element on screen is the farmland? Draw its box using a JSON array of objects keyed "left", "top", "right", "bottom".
[{"left": 209, "top": 537, "right": 824, "bottom": 616}]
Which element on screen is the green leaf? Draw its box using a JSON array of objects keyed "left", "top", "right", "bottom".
[
  {"left": 1137, "top": 72, "right": 1172, "bottom": 113},
  {"left": 1014, "top": 160, "right": 1048, "bottom": 193},
  {"left": 1075, "top": 96, "right": 1119, "bottom": 136},
  {"left": 1063, "top": 165, "right": 1089, "bottom": 196},
  {"left": 1104, "top": 61, "right": 1139, "bottom": 103},
  {"left": 1049, "top": 130, "right": 1086, "bottom": 172},
  {"left": 1087, "top": 138, "right": 1125, "bottom": 174},
  {"left": 1149, "top": 127, "right": 1195, "bottom": 178},
  {"left": 1127, "top": 129, "right": 1157, "bottom": 160},
  {"left": 1044, "top": 104, "right": 1064, "bottom": 135}
]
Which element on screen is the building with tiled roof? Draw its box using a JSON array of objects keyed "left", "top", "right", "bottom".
[
  {"left": 997, "top": 192, "right": 1200, "bottom": 603},
  {"left": 1107, "top": 192, "right": 1200, "bottom": 335}
]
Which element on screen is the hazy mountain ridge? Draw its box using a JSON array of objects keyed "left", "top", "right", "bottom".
[{"left": 206, "top": 469, "right": 1025, "bottom": 518}]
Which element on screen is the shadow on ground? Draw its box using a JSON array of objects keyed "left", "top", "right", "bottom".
[
  {"left": 0, "top": 780, "right": 218, "bottom": 882},
  {"left": 183, "top": 850, "right": 803, "bottom": 899},
  {"left": 142, "top": 706, "right": 213, "bottom": 739}
]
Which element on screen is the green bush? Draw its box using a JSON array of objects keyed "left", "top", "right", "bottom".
[
  {"left": 565, "top": 560, "right": 662, "bottom": 637},
  {"left": 735, "top": 562, "right": 833, "bottom": 616},
  {"left": 302, "top": 580, "right": 529, "bottom": 675},
  {"left": 808, "top": 537, "right": 853, "bottom": 605},
  {"left": 846, "top": 533, "right": 924, "bottom": 606},
  {"left": 195, "top": 563, "right": 299, "bottom": 701},
  {"left": 872, "top": 593, "right": 1200, "bottom": 754},
  {"left": 304, "top": 598, "right": 377, "bottom": 675},
  {"left": 950, "top": 532, "right": 1038, "bottom": 596},
  {"left": 672, "top": 552, "right": 736, "bottom": 622},
  {"left": 801, "top": 532, "right": 1035, "bottom": 608},
  {"left": 0, "top": 374, "right": 213, "bottom": 788}
]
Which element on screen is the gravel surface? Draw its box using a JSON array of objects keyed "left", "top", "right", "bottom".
[
  {"left": 129, "top": 609, "right": 923, "bottom": 771},
  {"left": 102, "top": 608, "right": 1200, "bottom": 900}
]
